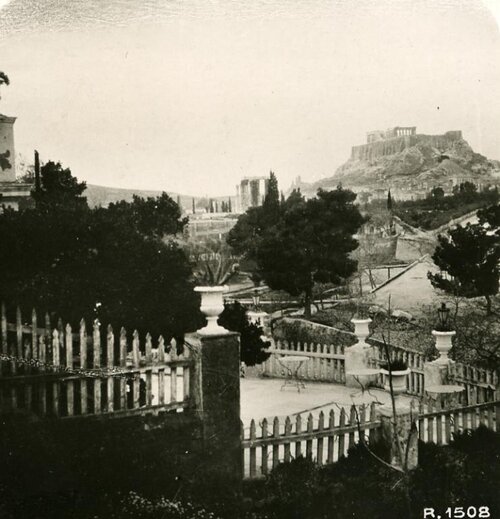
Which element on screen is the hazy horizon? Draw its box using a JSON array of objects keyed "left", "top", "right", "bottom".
[{"left": 1, "top": 0, "right": 500, "bottom": 197}]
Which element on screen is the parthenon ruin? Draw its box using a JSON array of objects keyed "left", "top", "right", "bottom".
[{"left": 366, "top": 126, "right": 416, "bottom": 143}]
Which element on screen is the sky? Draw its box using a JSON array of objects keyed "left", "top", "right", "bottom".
[{"left": 0, "top": 0, "right": 499, "bottom": 197}]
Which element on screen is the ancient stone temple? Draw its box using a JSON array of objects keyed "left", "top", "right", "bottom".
[{"left": 351, "top": 126, "right": 462, "bottom": 162}]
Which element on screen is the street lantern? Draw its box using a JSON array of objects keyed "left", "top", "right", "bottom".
[
  {"left": 252, "top": 288, "right": 260, "bottom": 310},
  {"left": 437, "top": 302, "right": 450, "bottom": 330}
]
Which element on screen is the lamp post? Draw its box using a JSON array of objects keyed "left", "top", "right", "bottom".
[
  {"left": 432, "top": 302, "right": 456, "bottom": 364},
  {"left": 437, "top": 302, "right": 450, "bottom": 330},
  {"left": 251, "top": 288, "right": 260, "bottom": 311}
]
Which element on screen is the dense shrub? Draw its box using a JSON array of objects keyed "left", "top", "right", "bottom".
[
  {"left": 272, "top": 317, "right": 356, "bottom": 348},
  {"left": 241, "top": 427, "right": 500, "bottom": 519}
]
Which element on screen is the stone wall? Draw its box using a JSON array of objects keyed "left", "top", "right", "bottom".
[
  {"left": 351, "top": 135, "right": 415, "bottom": 161},
  {"left": 350, "top": 131, "right": 463, "bottom": 162}
]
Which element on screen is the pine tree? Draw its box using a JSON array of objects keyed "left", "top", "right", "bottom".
[
  {"left": 387, "top": 190, "right": 393, "bottom": 212},
  {"left": 265, "top": 171, "right": 280, "bottom": 208}
]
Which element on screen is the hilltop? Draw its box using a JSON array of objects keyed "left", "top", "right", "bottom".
[
  {"left": 84, "top": 184, "right": 236, "bottom": 210},
  {"left": 295, "top": 128, "right": 500, "bottom": 198}
]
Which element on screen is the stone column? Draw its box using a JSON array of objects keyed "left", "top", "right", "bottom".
[
  {"left": 186, "top": 286, "right": 242, "bottom": 489},
  {"left": 187, "top": 329, "right": 242, "bottom": 488},
  {"left": 423, "top": 330, "right": 457, "bottom": 406},
  {"left": 377, "top": 403, "right": 418, "bottom": 470},
  {"left": 345, "top": 318, "right": 377, "bottom": 388}
]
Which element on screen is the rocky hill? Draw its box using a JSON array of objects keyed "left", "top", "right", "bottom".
[{"left": 295, "top": 130, "right": 500, "bottom": 197}]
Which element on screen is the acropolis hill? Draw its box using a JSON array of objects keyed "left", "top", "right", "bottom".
[
  {"left": 351, "top": 127, "right": 463, "bottom": 161},
  {"left": 295, "top": 126, "right": 500, "bottom": 199}
]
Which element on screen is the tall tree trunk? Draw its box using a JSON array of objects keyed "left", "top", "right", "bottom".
[
  {"left": 485, "top": 294, "right": 492, "bottom": 315},
  {"left": 304, "top": 286, "right": 312, "bottom": 319}
]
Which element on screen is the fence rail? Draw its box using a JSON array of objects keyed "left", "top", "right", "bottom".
[
  {"left": 369, "top": 338, "right": 426, "bottom": 396},
  {"left": 448, "top": 363, "right": 498, "bottom": 405},
  {"left": 0, "top": 304, "right": 193, "bottom": 419},
  {"left": 417, "top": 400, "right": 500, "bottom": 445},
  {"left": 242, "top": 403, "right": 378, "bottom": 479},
  {"left": 260, "top": 339, "right": 345, "bottom": 383}
]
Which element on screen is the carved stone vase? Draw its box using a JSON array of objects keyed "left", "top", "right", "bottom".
[{"left": 194, "top": 286, "right": 228, "bottom": 336}]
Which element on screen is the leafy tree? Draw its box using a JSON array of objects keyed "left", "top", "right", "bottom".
[
  {"left": 104, "top": 192, "right": 187, "bottom": 240},
  {"left": 0, "top": 163, "right": 200, "bottom": 338},
  {"left": 218, "top": 301, "right": 270, "bottom": 365},
  {"left": 0, "top": 71, "right": 9, "bottom": 86},
  {"left": 229, "top": 187, "right": 366, "bottom": 317},
  {"left": 428, "top": 219, "right": 500, "bottom": 314},
  {"left": 430, "top": 186, "right": 445, "bottom": 199},
  {"left": 452, "top": 181, "right": 477, "bottom": 202},
  {"left": 32, "top": 161, "right": 87, "bottom": 209}
]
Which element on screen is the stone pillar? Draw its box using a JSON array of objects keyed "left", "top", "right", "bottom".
[
  {"left": 345, "top": 318, "right": 377, "bottom": 388},
  {"left": 424, "top": 361, "right": 450, "bottom": 388},
  {"left": 187, "top": 329, "right": 242, "bottom": 488},
  {"left": 377, "top": 403, "right": 418, "bottom": 470}
]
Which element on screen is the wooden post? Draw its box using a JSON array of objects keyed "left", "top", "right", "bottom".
[
  {"left": 1, "top": 302, "right": 7, "bottom": 354},
  {"left": 80, "top": 319, "right": 87, "bottom": 414},
  {"left": 249, "top": 419, "right": 257, "bottom": 478},
  {"left": 317, "top": 411, "right": 324, "bottom": 464},
  {"left": 31, "top": 309, "right": 38, "bottom": 360},
  {"left": 327, "top": 410, "right": 335, "bottom": 463},
  {"left": 45, "top": 312, "right": 51, "bottom": 359},
  {"left": 92, "top": 320, "right": 101, "bottom": 414},
  {"left": 261, "top": 418, "right": 269, "bottom": 476},
  {"left": 272, "top": 417, "right": 280, "bottom": 469},
  {"left": 338, "top": 408, "right": 346, "bottom": 459},
  {"left": 107, "top": 325, "right": 114, "bottom": 412},
  {"left": 66, "top": 324, "right": 74, "bottom": 416},
  {"left": 16, "top": 306, "right": 23, "bottom": 360},
  {"left": 132, "top": 330, "right": 140, "bottom": 408},
  {"left": 119, "top": 327, "right": 127, "bottom": 409}
]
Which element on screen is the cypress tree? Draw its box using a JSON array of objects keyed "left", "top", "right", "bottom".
[{"left": 387, "top": 189, "right": 393, "bottom": 212}]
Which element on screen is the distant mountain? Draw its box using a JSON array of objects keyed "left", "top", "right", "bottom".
[
  {"left": 84, "top": 183, "right": 235, "bottom": 211},
  {"left": 294, "top": 130, "right": 500, "bottom": 198}
]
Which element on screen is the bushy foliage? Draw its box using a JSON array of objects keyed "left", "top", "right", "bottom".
[
  {"left": 272, "top": 317, "right": 356, "bottom": 348},
  {"left": 228, "top": 186, "right": 366, "bottom": 317},
  {"left": 107, "top": 492, "right": 221, "bottom": 519},
  {"left": 218, "top": 301, "right": 271, "bottom": 365},
  {"left": 428, "top": 211, "right": 500, "bottom": 314},
  {"left": 382, "top": 184, "right": 500, "bottom": 230},
  {"left": 0, "top": 161, "right": 201, "bottom": 338},
  {"left": 242, "top": 427, "right": 500, "bottom": 519}
]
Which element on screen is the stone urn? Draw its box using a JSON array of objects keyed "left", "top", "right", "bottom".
[
  {"left": 351, "top": 318, "right": 372, "bottom": 346},
  {"left": 431, "top": 330, "right": 456, "bottom": 364},
  {"left": 380, "top": 368, "right": 410, "bottom": 395},
  {"left": 345, "top": 318, "right": 375, "bottom": 388},
  {"left": 194, "top": 286, "right": 228, "bottom": 336}
]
